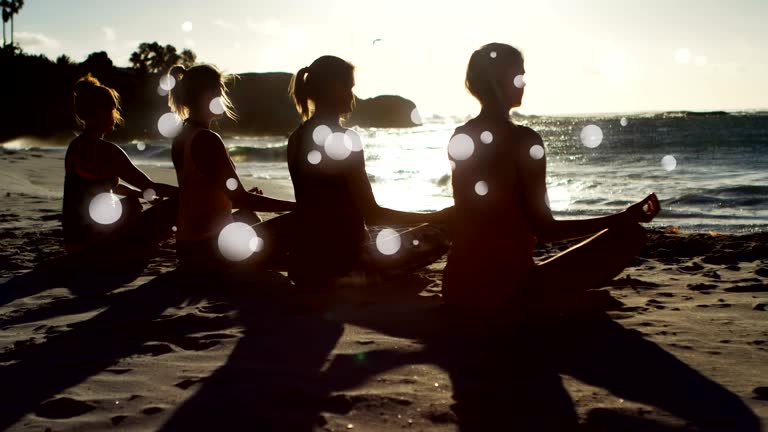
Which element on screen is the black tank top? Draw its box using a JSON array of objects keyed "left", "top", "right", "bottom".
[{"left": 62, "top": 135, "right": 120, "bottom": 246}]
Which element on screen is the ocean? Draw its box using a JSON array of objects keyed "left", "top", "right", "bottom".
[{"left": 6, "top": 112, "right": 768, "bottom": 234}]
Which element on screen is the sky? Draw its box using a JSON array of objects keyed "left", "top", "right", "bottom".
[{"left": 11, "top": 0, "right": 768, "bottom": 117}]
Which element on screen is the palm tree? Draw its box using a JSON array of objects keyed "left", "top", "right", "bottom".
[
  {"left": 1, "top": 0, "right": 9, "bottom": 47},
  {"left": 8, "top": 0, "right": 22, "bottom": 46}
]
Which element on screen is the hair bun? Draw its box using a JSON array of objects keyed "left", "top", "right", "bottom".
[
  {"left": 73, "top": 73, "right": 101, "bottom": 95},
  {"left": 169, "top": 65, "right": 186, "bottom": 80}
]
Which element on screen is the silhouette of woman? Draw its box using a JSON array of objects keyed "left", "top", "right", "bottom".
[
  {"left": 287, "top": 55, "right": 452, "bottom": 286},
  {"left": 62, "top": 74, "right": 177, "bottom": 257},
  {"left": 443, "top": 43, "right": 660, "bottom": 316},
  {"left": 168, "top": 64, "right": 295, "bottom": 271}
]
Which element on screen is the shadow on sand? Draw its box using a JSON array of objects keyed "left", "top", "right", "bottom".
[{"left": 0, "top": 264, "right": 761, "bottom": 432}]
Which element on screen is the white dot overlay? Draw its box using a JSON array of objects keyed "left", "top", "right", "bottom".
[
  {"left": 209, "top": 97, "right": 225, "bottom": 115},
  {"left": 580, "top": 124, "right": 603, "bottom": 148},
  {"left": 158, "top": 112, "right": 183, "bottom": 138},
  {"left": 376, "top": 228, "right": 401, "bottom": 255},
  {"left": 448, "top": 134, "right": 475, "bottom": 161},
  {"left": 474, "top": 181, "right": 488, "bottom": 196},
  {"left": 218, "top": 222, "right": 260, "bottom": 261},
  {"left": 307, "top": 150, "right": 322, "bottom": 165},
  {"left": 661, "top": 155, "right": 677, "bottom": 171},
  {"left": 529, "top": 144, "right": 544, "bottom": 160},
  {"left": 89, "top": 192, "right": 122, "bottom": 224},
  {"left": 225, "top": 178, "right": 238, "bottom": 191}
]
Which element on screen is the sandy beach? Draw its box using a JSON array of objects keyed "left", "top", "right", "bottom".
[{"left": 1, "top": 146, "right": 767, "bottom": 431}]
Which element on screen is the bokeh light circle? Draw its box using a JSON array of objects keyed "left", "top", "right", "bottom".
[
  {"left": 249, "top": 236, "right": 264, "bottom": 253},
  {"left": 448, "top": 133, "right": 475, "bottom": 161},
  {"left": 209, "top": 97, "right": 225, "bottom": 115},
  {"left": 620, "top": 117, "right": 628, "bottom": 127},
  {"left": 217, "top": 222, "right": 259, "bottom": 262},
  {"left": 158, "top": 112, "right": 183, "bottom": 138},
  {"left": 513, "top": 74, "right": 526, "bottom": 89},
  {"left": 143, "top": 188, "right": 157, "bottom": 201},
  {"left": 580, "top": 124, "right": 603, "bottom": 148},
  {"left": 376, "top": 228, "right": 401, "bottom": 255},
  {"left": 480, "top": 131, "right": 493, "bottom": 144},
  {"left": 89, "top": 192, "right": 122, "bottom": 224},
  {"left": 529, "top": 144, "right": 544, "bottom": 160},
  {"left": 344, "top": 129, "right": 363, "bottom": 151},
  {"left": 474, "top": 181, "right": 488, "bottom": 196},
  {"left": 159, "top": 75, "right": 176, "bottom": 91},
  {"left": 312, "top": 125, "right": 332, "bottom": 145},
  {"left": 324, "top": 132, "right": 352, "bottom": 160},
  {"left": 307, "top": 150, "right": 322, "bottom": 165},
  {"left": 490, "top": 51, "right": 497, "bottom": 59},
  {"left": 225, "top": 178, "right": 238, "bottom": 191},
  {"left": 661, "top": 155, "right": 677, "bottom": 171},
  {"left": 136, "top": 142, "right": 146, "bottom": 151},
  {"left": 181, "top": 21, "right": 193, "bottom": 32},
  {"left": 410, "top": 108, "right": 422, "bottom": 125}
]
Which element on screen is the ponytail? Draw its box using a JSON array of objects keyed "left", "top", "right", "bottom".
[
  {"left": 168, "top": 65, "right": 187, "bottom": 118},
  {"left": 168, "top": 64, "right": 236, "bottom": 121},
  {"left": 289, "top": 57, "right": 355, "bottom": 122},
  {"left": 289, "top": 66, "right": 311, "bottom": 121},
  {"left": 73, "top": 73, "right": 123, "bottom": 128}
]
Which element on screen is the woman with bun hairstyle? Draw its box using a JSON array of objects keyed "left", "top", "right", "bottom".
[
  {"left": 443, "top": 43, "right": 660, "bottom": 317},
  {"left": 168, "top": 64, "right": 295, "bottom": 271},
  {"left": 62, "top": 74, "right": 177, "bottom": 256},
  {"left": 286, "top": 55, "right": 452, "bottom": 286}
]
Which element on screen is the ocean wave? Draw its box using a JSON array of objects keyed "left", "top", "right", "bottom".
[
  {"left": 228, "top": 145, "right": 288, "bottom": 163},
  {"left": 663, "top": 186, "right": 768, "bottom": 209}
]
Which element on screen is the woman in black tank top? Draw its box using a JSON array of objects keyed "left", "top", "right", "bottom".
[
  {"left": 166, "top": 64, "right": 296, "bottom": 272},
  {"left": 286, "top": 56, "right": 453, "bottom": 287},
  {"left": 62, "top": 75, "right": 178, "bottom": 257}
]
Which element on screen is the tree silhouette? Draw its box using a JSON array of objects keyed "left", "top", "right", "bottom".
[
  {"left": 1, "top": 0, "right": 22, "bottom": 47},
  {"left": 129, "top": 42, "right": 196, "bottom": 74},
  {"left": 1, "top": 0, "right": 9, "bottom": 47},
  {"left": 56, "top": 54, "right": 73, "bottom": 66},
  {"left": 180, "top": 48, "right": 196, "bottom": 68},
  {"left": 81, "top": 51, "right": 113, "bottom": 79},
  {"left": 8, "top": 0, "right": 21, "bottom": 45}
]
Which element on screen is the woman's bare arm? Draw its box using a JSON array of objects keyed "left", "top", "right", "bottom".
[
  {"left": 106, "top": 142, "right": 177, "bottom": 198},
  {"left": 191, "top": 130, "right": 295, "bottom": 212},
  {"left": 518, "top": 129, "right": 658, "bottom": 243},
  {"left": 346, "top": 150, "right": 453, "bottom": 226}
]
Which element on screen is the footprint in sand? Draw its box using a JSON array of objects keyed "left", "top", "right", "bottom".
[
  {"left": 35, "top": 397, "right": 95, "bottom": 419},
  {"left": 174, "top": 378, "right": 206, "bottom": 390},
  {"left": 142, "top": 406, "right": 164, "bottom": 415},
  {"left": 687, "top": 283, "right": 717, "bottom": 292},
  {"left": 678, "top": 262, "right": 705, "bottom": 273},
  {"left": 724, "top": 283, "right": 768, "bottom": 293}
]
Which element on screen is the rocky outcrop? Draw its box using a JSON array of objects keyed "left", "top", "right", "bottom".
[{"left": 347, "top": 95, "right": 419, "bottom": 128}]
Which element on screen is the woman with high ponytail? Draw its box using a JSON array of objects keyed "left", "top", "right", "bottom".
[
  {"left": 168, "top": 64, "right": 295, "bottom": 271},
  {"left": 285, "top": 56, "right": 452, "bottom": 287},
  {"left": 62, "top": 74, "right": 178, "bottom": 257}
]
